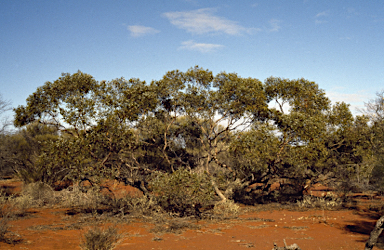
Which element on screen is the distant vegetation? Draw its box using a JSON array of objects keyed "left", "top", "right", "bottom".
[{"left": 1, "top": 66, "right": 384, "bottom": 215}]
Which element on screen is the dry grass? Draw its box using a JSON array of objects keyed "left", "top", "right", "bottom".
[
  {"left": 0, "top": 214, "right": 23, "bottom": 244},
  {"left": 212, "top": 200, "right": 240, "bottom": 219},
  {"left": 103, "top": 194, "right": 161, "bottom": 218},
  {"left": 150, "top": 217, "right": 200, "bottom": 234},
  {"left": 80, "top": 226, "right": 123, "bottom": 250},
  {"left": 0, "top": 215, "right": 11, "bottom": 243},
  {"left": 0, "top": 192, "right": 23, "bottom": 244},
  {"left": 14, "top": 182, "right": 56, "bottom": 209},
  {"left": 296, "top": 193, "right": 343, "bottom": 210},
  {"left": 58, "top": 185, "right": 107, "bottom": 211}
]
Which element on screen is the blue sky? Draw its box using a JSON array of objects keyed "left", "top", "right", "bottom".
[{"left": 1, "top": 0, "right": 384, "bottom": 118}]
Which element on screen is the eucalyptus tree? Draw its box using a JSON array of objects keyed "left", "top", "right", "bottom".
[
  {"left": 229, "top": 77, "right": 352, "bottom": 201},
  {"left": 14, "top": 68, "right": 373, "bottom": 204},
  {"left": 151, "top": 66, "right": 268, "bottom": 200},
  {"left": 13, "top": 67, "right": 269, "bottom": 199},
  {"left": 364, "top": 91, "right": 384, "bottom": 189},
  {"left": 1, "top": 122, "right": 59, "bottom": 183},
  {"left": 13, "top": 71, "right": 159, "bottom": 191}
]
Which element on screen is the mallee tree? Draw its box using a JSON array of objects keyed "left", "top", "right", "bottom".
[{"left": 12, "top": 67, "right": 378, "bottom": 204}]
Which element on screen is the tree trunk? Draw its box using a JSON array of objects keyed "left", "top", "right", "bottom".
[
  {"left": 365, "top": 215, "right": 384, "bottom": 250},
  {"left": 211, "top": 179, "right": 227, "bottom": 202}
]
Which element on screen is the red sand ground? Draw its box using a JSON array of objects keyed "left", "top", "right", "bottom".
[{"left": 0, "top": 180, "right": 382, "bottom": 250}]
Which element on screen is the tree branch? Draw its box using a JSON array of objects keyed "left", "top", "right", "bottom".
[{"left": 365, "top": 215, "right": 384, "bottom": 250}]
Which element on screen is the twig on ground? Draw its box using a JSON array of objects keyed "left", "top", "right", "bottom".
[{"left": 272, "top": 239, "right": 302, "bottom": 250}]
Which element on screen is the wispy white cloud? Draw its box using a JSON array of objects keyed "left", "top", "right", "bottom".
[
  {"left": 179, "top": 40, "right": 224, "bottom": 53},
  {"left": 327, "top": 91, "right": 368, "bottom": 103},
  {"left": 316, "top": 10, "right": 330, "bottom": 18},
  {"left": 344, "top": 7, "right": 359, "bottom": 19},
  {"left": 251, "top": 3, "right": 259, "bottom": 8},
  {"left": 315, "top": 10, "right": 330, "bottom": 24},
  {"left": 163, "top": 8, "right": 255, "bottom": 35},
  {"left": 315, "top": 19, "right": 328, "bottom": 24},
  {"left": 127, "top": 25, "right": 160, "bottom": 37},
  {"left": 346, "top": 7, "right": 358, "bottom": 15},
  {"left": 327, "top": 91, "right": 372, "bottom": 114},
  {"left": 268, "top": 19, "right": 281, "bottom": 32}
]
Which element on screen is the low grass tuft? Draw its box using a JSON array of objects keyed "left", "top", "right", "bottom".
[
  {"left": 103, "top": 194, "right": 161, "bottom": 218},
  {"left": 296, "top": 192, "right": 342, "bottom": 210},
  {"left": 14, "top": 182, "right": 56, "bottom": 209},
  {"left": 80, "top": 226, "right": 123, "bottom": 250},
  {"left": 150, "top": 217, "right": 200, "bottom": 234},
  {"left": 211, "top": 199, "right": 240, "bottom": 219}
]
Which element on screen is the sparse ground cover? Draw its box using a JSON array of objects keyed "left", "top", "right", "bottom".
[{"left": 0, "top": 179, "right": 383, "bottom": 250}]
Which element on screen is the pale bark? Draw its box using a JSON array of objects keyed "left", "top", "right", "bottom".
[
  {"left": 272, "top": 240, "right": 302, "bottom": 250},
  {"left": 211, "top": 179, "right": 227, "bottom": 202},
  {"left": 365, "top": 215, "right": 384, "bottom": 250}
]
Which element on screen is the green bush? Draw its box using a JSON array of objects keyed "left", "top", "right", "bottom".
[
  {"left": 150, "top": 169, "right": 215, "bottom": 217},
  {"left": 1, "top": 123, "right": 60, "bottom": 185},
  {"left": 370, "top": 158, "right": 384, "bottom": 191}
]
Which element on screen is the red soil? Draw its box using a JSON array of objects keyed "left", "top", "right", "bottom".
[{"left": 0, "top": 179, "right": 382, "bottom": 250}]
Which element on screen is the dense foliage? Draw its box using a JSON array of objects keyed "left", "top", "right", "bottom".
[{"left": 1, "top": 66, "right": 384, "bottom": 205}]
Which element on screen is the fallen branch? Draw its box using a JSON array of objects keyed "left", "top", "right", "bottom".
[
  {"left": 272, "top": 239, "right": 302, "bottom": 250},
  {"left": 365, "top": 215, "right": 384, "bottom": 250}
]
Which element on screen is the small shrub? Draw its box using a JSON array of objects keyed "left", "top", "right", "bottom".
[
  {"left": 59, "top": 185, "right": 106, "bottom": 211},
  {"left": 15, "top": 182, "right": 56, "bottom": 209},
  {"left": 0, "top": 208, "right": 22, "bottom": 244},
  {"left": 102, "top": 194, "right": 161, "bottom": 218},
  {"left": 0, "top": 189, "right": 11, "bottom": 218},
  {"left": 80, "top": 226, "right": 123, "bottom": 250},
  {"left": 150, "top": 169, "right": 215, "bottom": 217},
  {"left": 0, "top": 216, "right": 10, "bottom": 243},
  {"left": 59, "top": 184, "right": 161, "bottom": 218},
  {"left": 150, "top": 217, "right": 200, "bottom": 234},
  {"left": 127, "top": 195, "right": 159, "bottom": 215},
  {"left": 212, "top": 199, "right": 240, "bottom": 219},
  {"left": 0, "top": 190, "right": 21, "bottom": 244},
  {"left": 0, "top": 189, "right": 8, "bottom": 205},
  {"left": 296, "top": 192, "right": 342, "bottom": 210}
]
